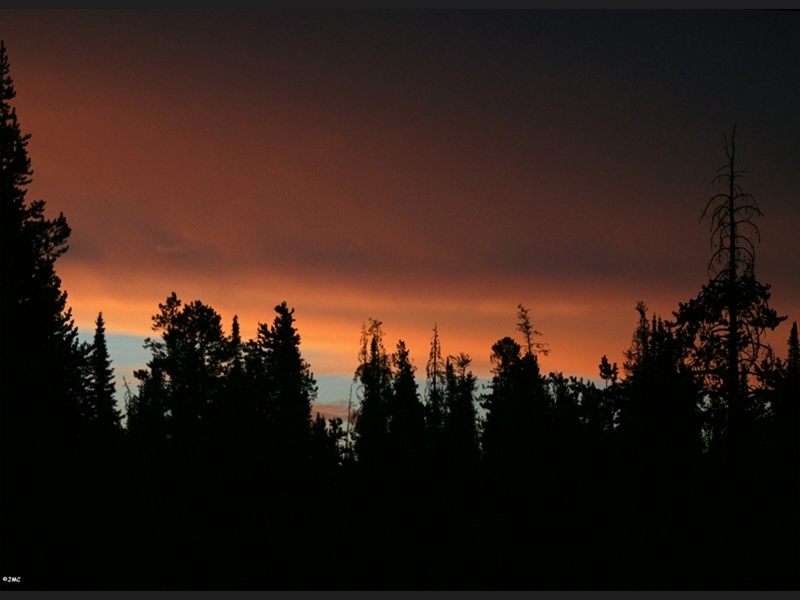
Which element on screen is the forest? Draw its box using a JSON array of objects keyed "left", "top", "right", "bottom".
[{"left": 1, "top": 39, "right": 798, "bottom": 590}]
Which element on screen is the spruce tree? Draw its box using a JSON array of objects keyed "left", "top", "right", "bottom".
[
  {"left": 1, "top": 39, "right": 84, "bottom": 453},
  {"left": 388, "top": 340, "right": 426, "bottom": 466},
  {"left": 442, "top": 353, "right": 479, "bottom": 467},
  {"left": 424, "top": 324, "right": 447, "bottom": 451},
  {"left": 619, "top": 303, "right": 702, "bottom": 463},
  {"left": 139, "top": 293, "right": 231, "bottom": 442},
  {"left": 257, "top": 301, "right": 316, "bottom": 458},
  {"left": 353, "top": 319, "right": 392, "bottom": 466},
  {"left": 1, "top": 40, "right": 87, "bottom": 580},
  {"left": 87, "top": 312, "right": 121, "bottom": 429},
  {"left": 481, "top": 308, "right": 549, "bottom": 469}
]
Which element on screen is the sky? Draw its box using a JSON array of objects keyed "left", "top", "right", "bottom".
[{"left": 2, "top": 11, "right": 798, "bottom": 414}]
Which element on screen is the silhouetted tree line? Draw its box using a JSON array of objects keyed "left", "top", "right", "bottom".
[{"left": 1, "top": 43, "right": 797, "bottom": 590}]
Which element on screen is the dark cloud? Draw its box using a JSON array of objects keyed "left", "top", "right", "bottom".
[{"left": 3, "top": 10, "right": 797, "bottom": 379}]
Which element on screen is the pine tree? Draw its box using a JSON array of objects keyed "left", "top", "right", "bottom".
[
  {"left": 442, "top": 353, "right": 479, "bottom": 466},
  {"left": 139, "top": 293, "right": 231, "bottom": 441},
  {"left": 87, "top": 312, "right": 121, "bottom": 430},
  {"left": 599, "top": 355, "right": 619, "bottom": 387},
  {"left": 257, "top": 301, "right": 316, "bottom": 457},
  {"left": 353, "top": 319, "right": 392, "bottom": 466},
  {"left": 1, "top": 40, "right": 85, "bottom": 452},
  {"left": 424, "top": 324, "right": 447, "bottom": 450},
  {"left": 388, "top": 340, "right": 426, "bottom": 466},
  {"left": 228, "top": 315, "right": 244, "bottom": 382},
  {"left": 481, "top": 307, "right": 549, "bottom": 469},
  {"left": 768, "top": 322, "right": 799, "bottom": 468},
  {"left": 1, "top": 40, "right": 87, "bottom": 578},
  {"left": 619, "top": 303, "right": 702, "bottom": 462},
  {"left": 220, "top": 315, "right": 247, "bottom": 426},
  {"left": 517, "top": 304, "right": 548, "bottom": 357},
  {"left": 787, "top": 322, "right": 799, "bottom": 377}
]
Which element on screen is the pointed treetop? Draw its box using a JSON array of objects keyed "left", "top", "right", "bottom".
[
  {"left": 788, "top": 322, "right": 799, "bottom": 375},
  {"left": 90, "top": 311, "right": 121, "bottom": 428},
  {"left": 2, "top": 39, "right": 35, "bottom": 205},
  {"left": 1, "top": 40, "right": 18, "bottom": 102},
  {"left": 599, "top": 355, "right": 618, "bottom": 387},
  {"left": 231, "top": 314, "right": 241, "bottom": 345},
  {"left": 517, "top": 304, "right": 548, "bottom": 357},
  {"left": 426, "top": 323, "right": 446, "bottom": 400}
]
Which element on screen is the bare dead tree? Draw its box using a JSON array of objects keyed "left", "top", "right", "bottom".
[{"left": 675, "top": 125, "right": 785, "bottom": 446}]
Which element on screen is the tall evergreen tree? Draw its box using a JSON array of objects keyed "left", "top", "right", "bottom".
[
  {"left": 1, "top": 40, "right": 88, "bottom": 581},
  {"left": 86, "top": 312, "right": 121, "bottom": 430},
  {"left": 388, "top": 340, "right": 426, "bottom": 466},
  {"left": 353, "top": 319, "right": 392, "bottom": 466},
  {"left": 424, "top": 324, "right": 447, "bottom": 451},
  {"left": 1, "top": 40, "right": 83, "bottom": 430},
  {"left": 256, "top": 301, "right": 316, "bottom": 458},
  {"left": 619, "top": 303, "right": 702, "bottom": 463},
  {"left": 137, "top": 293, "right": 231, "bottom": 442},
  {"left": 228, "top": 315, "right": 244, "bottom": 387},
  {"left": 779, "top": 322, "right": 799, "bottom": 452},
  {"left": 442, "top": 353, "right": 479, "bottom": 467},
  {"left": 481, "top": 307, "right": 549, "bottom": 469},
  {"left": 788, "top": 323, "right": 800, "bottom": 374},
  {"left": 763, "top": 322, "right": 800, "bottom": 468}
]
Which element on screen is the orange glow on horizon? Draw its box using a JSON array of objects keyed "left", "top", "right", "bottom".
[
  {"left": 59, "top": 258, "right": 768, "bottom": 384},
  {"left": 4, "top": 13, "right": 797, "bottom": 391}
]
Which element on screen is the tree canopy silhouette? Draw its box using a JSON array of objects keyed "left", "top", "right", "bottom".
[
  {"left": 481, "top": 306, "right": 549, "bottom": 469},
  {"left": 353, "top": 319, "right": 392, "bottom": 467},
  {"left": 674, "top": 126, "right": 785, "bottom": 451},
  {"left": 1, "top": 35, "right": 796, "bottom": 587},
  {"left": 424, "top": 324, "right": 447, "bottom": 456},
  {"left": 0, "top": 40, "right": 93, "bottom": 586},
  {"left": 388, "top": 339, "right": 426, "bottom": 468},
  {"left": 84, "top": 312, "right": 122, "bottom": 431},
  {"left": 254, "top": 301, "right": 317, "bottom": 460}
]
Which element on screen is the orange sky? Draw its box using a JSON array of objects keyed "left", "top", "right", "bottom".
[{"left": 2, "top": 11, "right": 798, "bottom": 397}]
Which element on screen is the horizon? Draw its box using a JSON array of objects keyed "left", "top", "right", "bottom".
[{"left": 2, "top": 11, "right": 797, "bottom": 416}]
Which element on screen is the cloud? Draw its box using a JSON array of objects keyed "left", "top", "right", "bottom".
[
  {"left": 156, "top": 244, "right": 186, "bottom": 255},
  {"left": 5, "top": 11, "right": 797, "bottom": 385}
]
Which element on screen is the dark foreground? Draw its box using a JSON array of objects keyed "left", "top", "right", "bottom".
[{"left": 3, "top": 444, "right": 797, "bottom": 591}]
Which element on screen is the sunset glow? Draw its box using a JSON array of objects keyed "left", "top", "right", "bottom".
[{"left": 3, "top": 11, "right": 797, "bottom": 406}]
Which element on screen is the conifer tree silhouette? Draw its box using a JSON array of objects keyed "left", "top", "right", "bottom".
[
  {"left": 424, "top": 324, "right": 447, "bottom": 453},
  {"left": 481, "top": 306, "right": 549, "bottom": 469},
  {"left": 388, "top": 340, "right": 426, "bottom": 467},
  {"left": 310, "top": 413, "right": 345, "bottom": 469},
  {"left": 353, "top": 319, "right": 392, "bottom": 466},
  {"left": 256, "top": 301, "right": 316, "bottom": 459},
  {"left": 86, "top": 312, "right": 121, "bottom": 430},
  {"left": 764, "top": 322, "right": 800, "bottom": 472},
  {"left": 0, "top": 41, "right": 90, "bottom": 584},
  {"left": 139, "top": 293, "right": 231, "bottom": 442},
  {"left": 675, "top": 127, "right": 785, "bottom": 450},
  {"left": 599, "top": 355, "right": 618, "bottom": 387},
  {"left": 442, "top": 353, "right": 479, "bottom": 467},
  {"left": 228, "top": 315, "right": 244, "bottom": 388},
  {"left": 619, "top": 303, "right": 702, "bottom": 464},
  {"left": 0, "top": 40, "right": 84, "bottom": 432}
]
